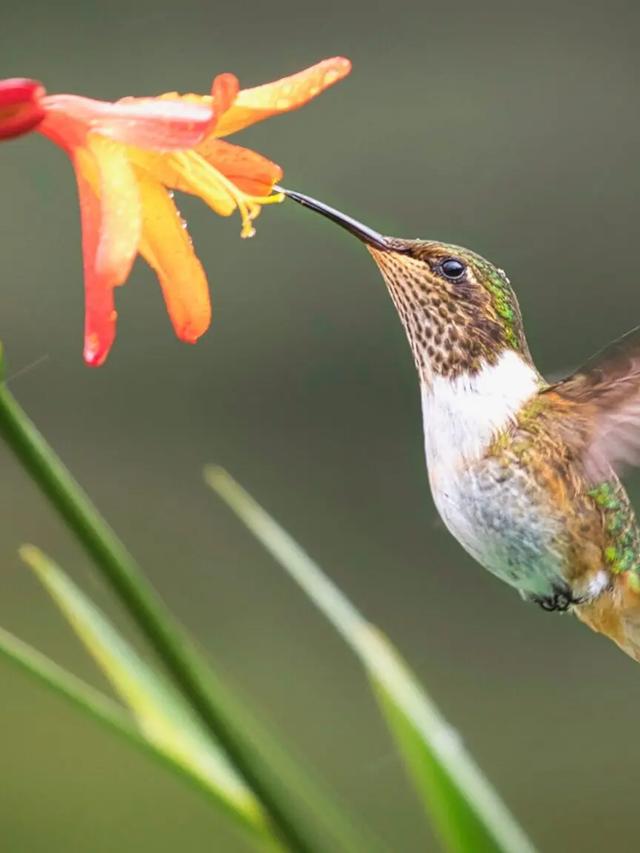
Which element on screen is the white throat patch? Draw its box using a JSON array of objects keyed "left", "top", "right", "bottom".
[{"left": 420, "top": 350, "right": 539, "bottom": 470}]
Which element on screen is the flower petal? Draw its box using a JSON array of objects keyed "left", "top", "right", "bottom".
[
  {"left": 130, "top": 149, "right": 237, "bottom": 216},
  {"left": 211, "top": 73, "right": 239, "bottom": 114},
  {"left": 136, "top": 170, "right": 211, "bottom": 343},
  {"left": 196, "top": 138, "right": 282, "bottom": 196},
  {"left": 72, "top": 137, "right": 141, "bottom": 365},
  {"left": 152, "top": 69, "right": 240, "bottom": 116},
  {"left": 133, "top": 147, "right": 280, "bottom": 238},
  {"left": 213, "top": 57, "right": 352, "bottom": 137},
  {"left": 72, "top": 150, "right": 118, "bottom": 366},
  {"left": 0, "top": 78, "right": 46, "bottom": 140},
  {"left": 85, "top": 135, "right": 141, "bottom": 282},
  {"left": 42, "top": 94, "right": 214, "bottom": 150}
]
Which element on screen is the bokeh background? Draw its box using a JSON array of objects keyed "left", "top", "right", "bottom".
[{"left": 2, "top": 1, "right": 640, "bottom": 850}]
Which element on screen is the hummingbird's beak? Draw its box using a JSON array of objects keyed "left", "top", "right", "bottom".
[{"left": 277, "top": 187, "right": 392, "bottom": 251}]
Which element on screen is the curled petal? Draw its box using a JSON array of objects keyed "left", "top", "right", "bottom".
[
  {"left": 152, "top": 71, "right": 241, "bottom": 114},
  {"left": 213, "top": 57, "right": 352, "bottom": 137},
  {"left": 211, "top": 73, "right": 239, "bottom": 114},
  {"left": 0, "top": 78, "right": 46, "bottom": 140},
  {"left": 136, "top": 171, "right": 211, "bottom": 343},
  {"left": 42, "top": 94, "right": 215, "bottom": 150},
  {"left": 197, "top": 138, "right": 282, "bottom": 196}
]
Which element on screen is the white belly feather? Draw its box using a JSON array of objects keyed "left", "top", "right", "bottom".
[
  {"left": 420, "top": 351, "right": 566, "bottom": 596},
  {"left": 421, "top": 350, "right": 539, "bottom": 472}
]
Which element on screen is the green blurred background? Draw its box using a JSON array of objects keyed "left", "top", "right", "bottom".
[{"left": 2, "top": 1, "right": 640, "bottom": 850}]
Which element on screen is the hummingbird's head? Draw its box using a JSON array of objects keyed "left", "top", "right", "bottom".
[{"left": 281, "top": 188, "right": 532, "bottom": 385}]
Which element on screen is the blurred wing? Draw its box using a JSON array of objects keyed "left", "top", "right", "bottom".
[{"left": 545, "top": 326, "right": 640, "bottom": 480}]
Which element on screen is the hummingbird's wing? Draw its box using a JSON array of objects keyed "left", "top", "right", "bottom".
[{"left": 544, "top": 325, "right": 640, "bottom": 480}]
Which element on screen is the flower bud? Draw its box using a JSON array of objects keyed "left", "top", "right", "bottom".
[{"left": 0, "top": 78, "right": 46, "bottom": 140}]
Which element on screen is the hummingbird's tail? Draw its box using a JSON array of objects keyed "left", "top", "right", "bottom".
[{"left": 574, "top": 574, "right": 640, "bottom": 662}]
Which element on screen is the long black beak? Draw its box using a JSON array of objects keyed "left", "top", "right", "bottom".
[{"left": 277, "top": 187, "right": 392, "bottom": 251}]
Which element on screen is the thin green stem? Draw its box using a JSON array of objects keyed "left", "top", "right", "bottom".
[{"left": 0, "top": 379, "right": 313, "bottom": 853}]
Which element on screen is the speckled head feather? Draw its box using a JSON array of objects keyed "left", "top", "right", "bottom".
[
  {"left": 279, "top": 188, "right": 532, "bottom": 384},
  {"left": 368, "top": 240, "right": 533, "bottom": 383}
]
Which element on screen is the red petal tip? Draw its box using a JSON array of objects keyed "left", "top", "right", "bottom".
[
  {"left": 0, "top": 77, "right": 46, "bottom": 140},
  {"left": 176, "top": 325, "right": 206, "bottom": 345},
  {"left": 83, "top": 332, "right": 113, "bottom": 367}
]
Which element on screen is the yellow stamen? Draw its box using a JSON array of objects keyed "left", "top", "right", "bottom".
[
  {"left": 136, "top": 147, "right": 283, "bottom": 239},
  {"left": 198, "top": 164, "right": 283, "bottom": 238}
]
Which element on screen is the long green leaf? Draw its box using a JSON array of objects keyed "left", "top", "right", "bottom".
[
  {"left": 20, "top": 545, "right": 275, "bottom": 847},
  {"left": 205, "top": 467, "right": 538, "bottom": 853},
  {"left": 0, "top": 369, "right": 378, "bottom": 853},
  {"left": 0, "top": 625, "right": 278, "bottom": 840}
]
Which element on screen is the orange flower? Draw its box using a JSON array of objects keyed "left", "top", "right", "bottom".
[{"left": 0, "top": 58, "right": 351, "bottom": 365}]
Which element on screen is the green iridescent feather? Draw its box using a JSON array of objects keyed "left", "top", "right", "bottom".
[{"left": 588, "top": 481, "right": 640, "bottom": 576}]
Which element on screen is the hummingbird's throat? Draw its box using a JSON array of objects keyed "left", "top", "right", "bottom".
[{"left": 368, "top": 247, "right": 529, "bottom": 383}]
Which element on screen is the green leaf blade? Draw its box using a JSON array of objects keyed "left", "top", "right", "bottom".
[
  {"left": 206, "top": 467, "right": 537, "bottom": 853},
  {"left": 20, "top": 544, "right": 272, "bottom": 844},
  {"left": 362, "top": 625, "right": 530, "bottom": 853}
]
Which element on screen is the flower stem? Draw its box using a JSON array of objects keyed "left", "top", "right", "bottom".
[{"left": 0, "top": 377, "right": 313, "bottom": 853}]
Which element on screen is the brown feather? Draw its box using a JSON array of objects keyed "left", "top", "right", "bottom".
[
  {"left": 575, "top": 573, "right": 640, "bottom": 662},
  {"left": 544, "top": 326, "right": 640, "bottom": 480}
]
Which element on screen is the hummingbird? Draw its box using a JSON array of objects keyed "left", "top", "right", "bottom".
[{"left": 280, "top": 187, "right": 640, "bottom": 663}]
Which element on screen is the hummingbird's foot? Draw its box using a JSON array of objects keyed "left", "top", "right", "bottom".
[
  {"left": 524, "top": 571, "right": 613, "bottom": 612},
  {"left": 525, "top": 584, "right": 580, "bottom": 613}
]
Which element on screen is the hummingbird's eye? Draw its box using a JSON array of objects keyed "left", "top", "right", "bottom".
[{"left": 440, "top": 258, "right": 466, "bottom": 281}]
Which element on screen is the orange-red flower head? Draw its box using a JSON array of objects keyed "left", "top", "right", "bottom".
[{"left": 0, "top": 58, "right": 351, "bottom": 365}]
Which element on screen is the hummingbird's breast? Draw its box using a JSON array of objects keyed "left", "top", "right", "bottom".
[
  {"left": 429, "top": 455, "right": 569, "bottom": 597},
  {"left": 420, "top": 351, "right": 602, "bottom": 600}
]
